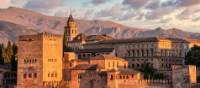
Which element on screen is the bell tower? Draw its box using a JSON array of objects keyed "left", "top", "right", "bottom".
[{"left": 64, "top": 14, "right": 78, "bottom": 43}]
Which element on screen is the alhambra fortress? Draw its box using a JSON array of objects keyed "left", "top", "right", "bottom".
[{"left": 1, "top": 15, "right": 200, "bottom": 88}]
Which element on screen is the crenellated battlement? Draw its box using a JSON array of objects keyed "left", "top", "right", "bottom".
[
  {"left": 19, "top": 32, "right": 62, "bottom": 42},
  {"left": 39, "top": 32, "right": 62, "bottom": 38}
]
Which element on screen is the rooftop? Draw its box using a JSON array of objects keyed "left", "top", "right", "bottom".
[
  {"left": 86, "top": 37, "right": 189, "bottom": 45},
  {"left": 75, "top": 48, "right": 114, "bottom": 53},
  {"left": 72, "top": 64, "right": 102, "bottom": 70},
  {"left": 90, "top": 54, "right": 126, "bottom": 62}
]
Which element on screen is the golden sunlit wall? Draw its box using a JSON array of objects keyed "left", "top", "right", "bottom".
[
  {"left": 158, "top": 39, "right": 172, "bottom": 49},
  {"left": 90, "top": 59, "right": 128, "bottom": 71},
  {"left": 42, "top": 34, "right": 63, "bottom": 82},
  {"left": 189, "top": 65, "right": 197, "bottom": 84},
  {"left": 189, "top": 41, "right": 200, "bottom": 48}
]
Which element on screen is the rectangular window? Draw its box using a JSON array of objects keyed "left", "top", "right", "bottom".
[
  {"left": 55, "top": 73, "right": 57, "bottom": 77},
  {"left": 23, "top": 73, "right": 26, "bottom": 78},
  {"left": 28, "top": 73, "right": 32, "bottom": 78},
  {"left": 34, "top": 73, "right": 37, "bottom": 78},
  {"left": 48, "top": 73, "right": 50, "bottom": 77},
  {"left": 51, "top": 73, "right": 54, "bottom": 77}
]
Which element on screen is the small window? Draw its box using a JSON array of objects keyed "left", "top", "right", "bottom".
[
  {"left": 23, "top": 73, "right": 26, "bottom": 78},
  {"left": 24, "top": 59, "right": 26, "bottom": 64},
  {"left": 34, "top": 73, "right": 37, "bottom": 78},
  {"left": 29, "top": 73, "right": 32, "bottom": 78},
  {"left": 132, "top": 64, "right": 135, "bottom": 68},
  {"left": 51, "top": 73, "right": 54, "bottom": 77},
  {"left": 55, "top": 73, "right": 57, "bottom": 77},
  {"left": 48, "top": 73, "right": 50, "bottom": 77},
  {"left": 110, "top": 75, "right": 114, "bottom": 80}
]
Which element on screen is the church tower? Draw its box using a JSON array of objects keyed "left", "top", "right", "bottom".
[{"left": 64, "top": 14, "right": 78, "bottom": 45}]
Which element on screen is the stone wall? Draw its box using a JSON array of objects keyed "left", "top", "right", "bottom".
[{"left": 17, "top": 33, "right": 63, "bottom": 88}]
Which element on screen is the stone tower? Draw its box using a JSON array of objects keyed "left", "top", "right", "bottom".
[
  {"left": 64, "top": 14, "right": 78, "bottom": 46},
  {"left": 17, "top": 33, "right": 63, "bottom": 88}
]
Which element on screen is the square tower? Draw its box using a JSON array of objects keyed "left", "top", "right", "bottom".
[{"left": 17, "top": 33, "right": 63, "bottom": 88}]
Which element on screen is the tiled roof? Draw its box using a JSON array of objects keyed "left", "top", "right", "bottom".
[
  {"left": 71, "top": 34, "right": 114, "bottom": 42},
  {"left": 90, "top": 55, "right": 126, "bottom": 61},
  {"left": 67, "top": 14, "right": 74, "bottom": 23},
  {"left": 86, "top": 35, "right": 114, "bottom": 41},
  {"left": 75, "top": 48, "right": 114, "bottom": 53},
  {"left": 87, "top": 37, "right": 189, "bottom": 45},
  {"left": 119, "top": 69, "right": 139, "bottom": 75},
  {"left": 72, "top": 64, "right": 101, "bottom": 70},
  {"left": 72, "top": 33, "right": 87, "bottom": 42}
]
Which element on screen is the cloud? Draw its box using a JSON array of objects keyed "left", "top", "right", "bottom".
[
  {"left": 176, "top": 6, "right": 200, "bottom": 21},
  {"left": 0, "top": 0, "right": 12, "bottom": 8},
  {"left": 54, "top": 7, "right": 94, "bottom": 20},
  {"left": 178, "top": 0, "right": 200, "bottom": 7},
  {"left": 146, "top": 1, "right": 160, "bottom": 10},
  {"left": 24, "top": 0, "right": 64, "bottom": 10},
  {"left": 145, "top": 7, "right": 175, "bottom": 20},
  {"left": 90, "top": 0, "right": 108, "bottom": 5},
  {"left": 95, "top": 4, "right": 123, "bottom": 19},
  {"left": 160, "top": 0, "right": 200, "bottom": 7},
  {"left": 122, "top": 0, "right": 149, "bottom": 9},
  {"left": 11, "top": 0, "right": 30, "bottom": 7}
]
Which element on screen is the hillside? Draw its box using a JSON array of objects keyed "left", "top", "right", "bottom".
[{"left": 0, "top": 7, "right": 200, "bottom": 44}]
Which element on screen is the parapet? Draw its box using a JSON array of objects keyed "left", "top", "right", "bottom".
[
  {"left": 39, "top": 32, "right": 62, "bottom": 38},
  {"left": 18, "top": 32, "right": 62, "bottom": 41}
]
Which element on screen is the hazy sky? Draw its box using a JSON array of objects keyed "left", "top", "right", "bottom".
[{"left": 1, "top": 0, "right": 200, "bottom": 32}]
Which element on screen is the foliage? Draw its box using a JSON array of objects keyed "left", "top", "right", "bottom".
[
  {"left": 0, "top": 42, "right": 17, "bottom": 71},
  {"left": 197, "top": 76, "right": 200, "bottom": 83},
  {"left": 0, "top": 44, "right": 4, "bottom": 64},
  {"left": 185, "top": 45, "right": 200, "bottom": 67},
  {"left": 139, "top": 63, "right": 166, "bottom": 79},
  {"left": 2, "top": 41, "right": 13, "bottom": 64},
  {"left": 11, "top": 43, "right": 17, "bottom": 71},
  {"left": 64, "top": 46, "right": 73, "bottom": 52}
]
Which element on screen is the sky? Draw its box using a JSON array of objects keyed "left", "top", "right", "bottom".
[{"left": 1, "top": 0, "right": 200, "bottom": 32}]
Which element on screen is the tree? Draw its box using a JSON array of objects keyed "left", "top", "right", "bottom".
[
  {"left": 11, "top": 43, "right": 17, "bottom": 71},
  {"left": 140, "top": 63, "right": 156, "bottom": 79},
  {"left": 185, "top": 45, "right": 200, "bottom": 67},
  {"left": 139, "top": 63, "right": 166, "bottom": 79},
  {"left": 64, "top": 46, "right": 73, "bottom": 52},
  {"left": 0, "top": 44, "right": 4, "bottom": 64},
  {"left": 2, "top": 41, "right": 13, "bottom": 64}
]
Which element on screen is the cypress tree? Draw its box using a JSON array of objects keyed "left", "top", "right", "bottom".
[
  {"left": 11, "top": 43, "right": 17, "bottom": 71},
  {"left": 0, "top": 44, "right": 4, "bottom": 64},
  {"left": 2, "top": 41, "right": 13, "bottom": 64},
  {"left": 185, "top": 45, "right": 200, "bottom": 67}
]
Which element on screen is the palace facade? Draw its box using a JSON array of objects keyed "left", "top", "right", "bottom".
[
  {"left": 15, "top": 14, "right": 200, "bottom": 88},
  {"left": 84, "top": 38, "right": 189, "bottom": 71}
]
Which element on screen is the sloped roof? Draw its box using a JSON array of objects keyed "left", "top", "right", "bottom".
[
  {"left": 90, "top": 55, "right": 127, "bottom": 62},
  {"left": 87, "top": 37, "right": 189, "bottom": 45},
  {"left": 72, "top": 33, "right": 87, "bottom": 42},
  {"left": 71, "top": 34, "right": 114, "bottom": 42},
  {"left": 76, "top": 48, "right": 114, "bottom": 53},
  {"left": 67, "top": 14, "right": 74, "bottom": 23},
  {"left": 86, "top": 35, "right": 114, "bottom": 41},
  {"left": 72, "top": 64, "right": 101, "bottom": 70}
]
